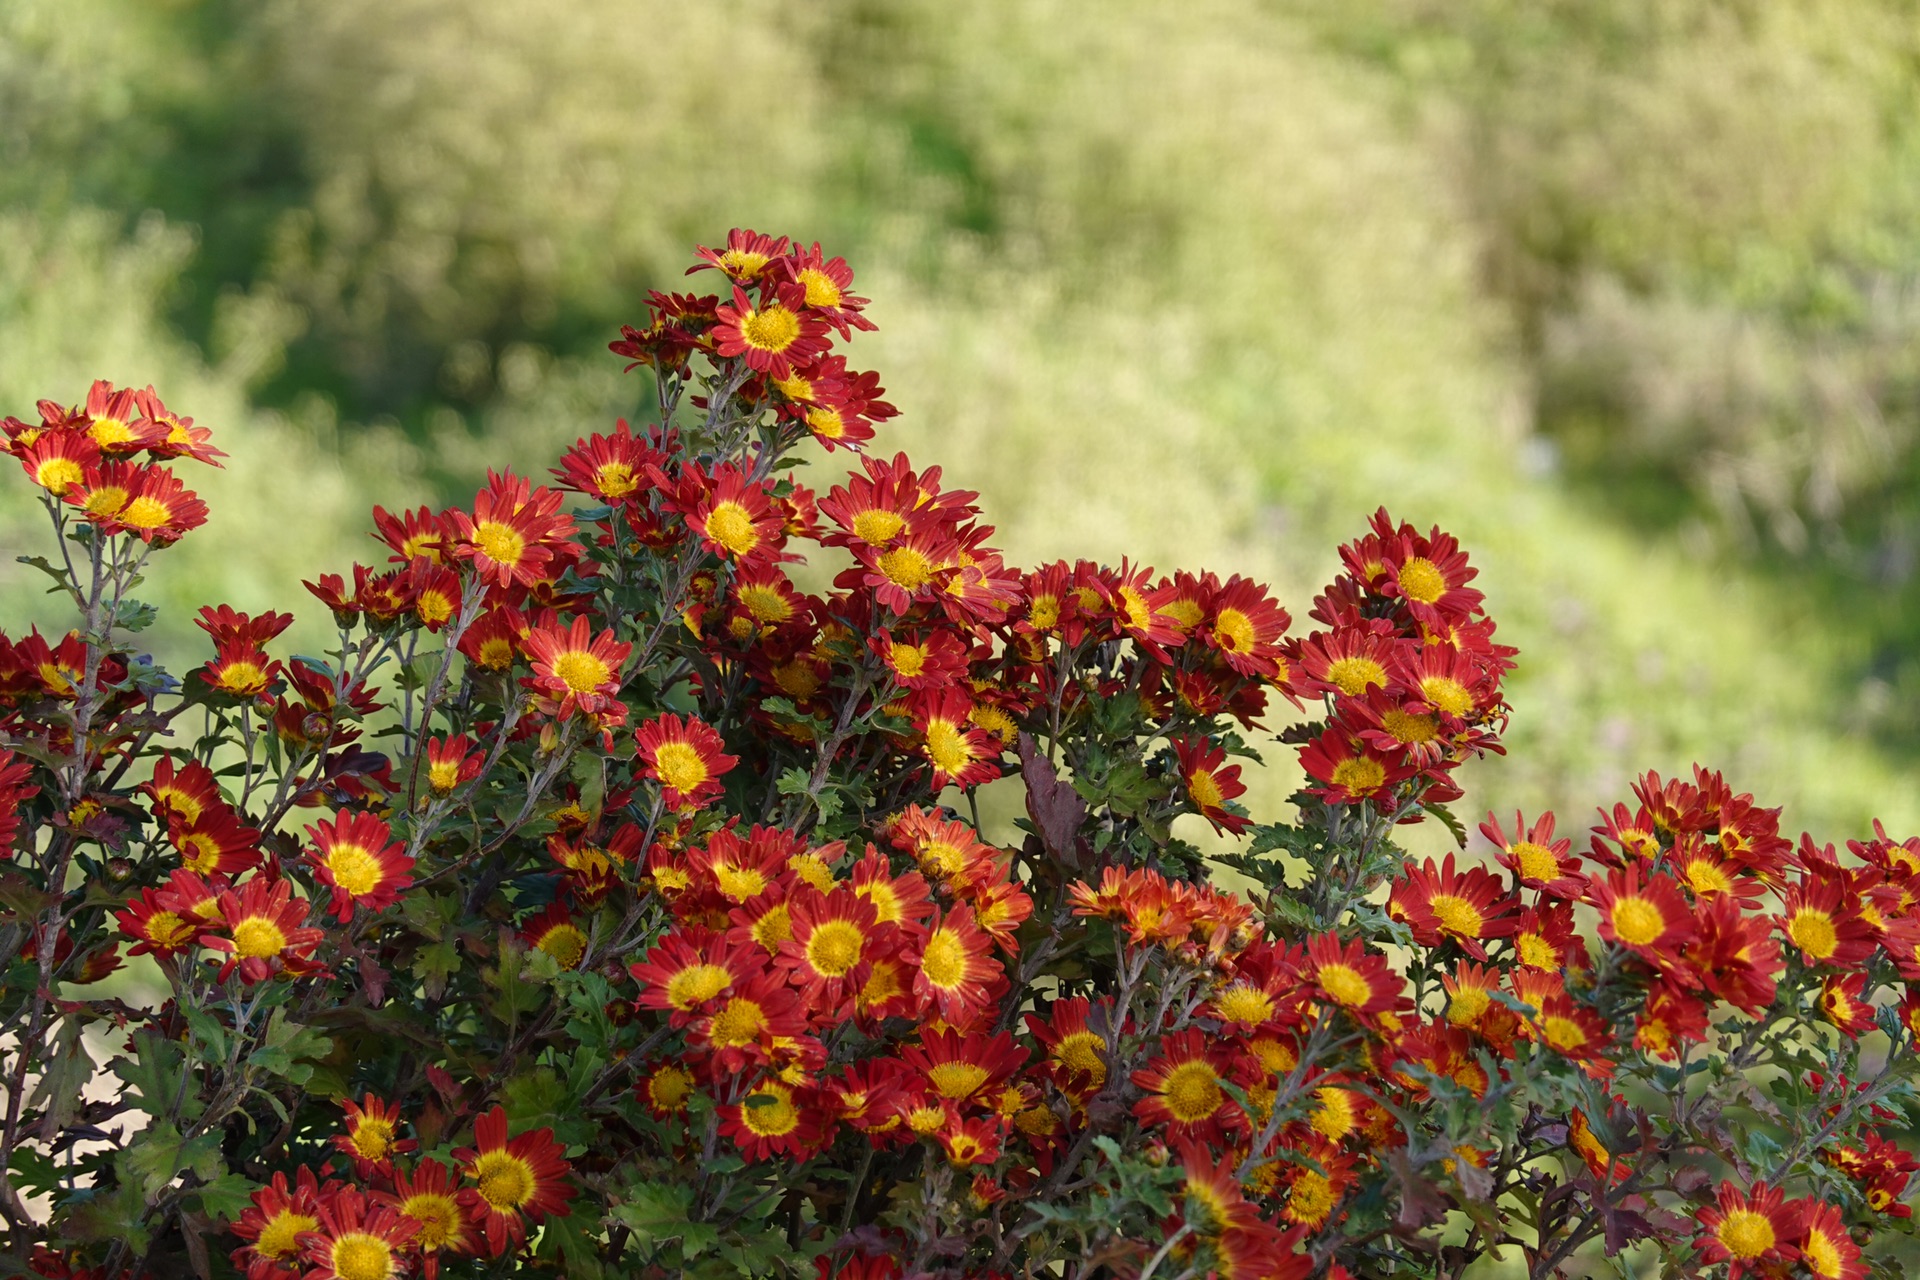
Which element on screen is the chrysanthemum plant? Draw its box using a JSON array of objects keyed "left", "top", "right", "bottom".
[{"left": 2, "top": 231, "right": 1918, "bottom": 1280}]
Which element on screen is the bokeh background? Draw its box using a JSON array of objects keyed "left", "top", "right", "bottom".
[{"left": 5, "top": 0, "right": 1920, "bottom": 842}]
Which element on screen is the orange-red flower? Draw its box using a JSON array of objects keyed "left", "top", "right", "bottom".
[
  {"left": 912, "top": 688, "right": 1002, "bottom": 792},
  {"left": 115, "top": 886, "right": 201, "bottom": 959},
  {"left": 1481, "top": 809, "right": 1584, "bottom": 897},
  {"left": 169, "top": 807, "right": 263, "bottom": 879},
  {"left": 1172, "top": 737, "right": 1251, "bottom": 836},
  {"left": 447, "top": 471, "right": 573, "bottom": 591},
  {"left": 1564, "top": 1108, "right": 1623, "bottom": 1186},
  {"left": 422, "top": 734, "right": 483, "bottom": 795},
  {"left": 871, "top": 629, "right": 968, "bottom": 692},
  {"left": 296, "top": 1184, "right": 418, "bottom": 1280},
  {"left": 778, "top": 885, "right": 881, "bottom": 1010},
  {"left": 630, "top": 929, "right": 757, "bottom": 1025},
  {"left": 1298, "top": 730, "right": 1410, "bottom": 806},
  {"left": 786, "top": 241, "right": 875, "bottom": 336},
  {"left": 909, "top": 903, "right": 1001, "bottom": 1024},
  {"left": 64, "top": 460, "right": 208, "bottom": 543},
  {"left": 307, "top": 811, "right": 414, "bottom": 923},
  {"left": 229, "top": 1166, "right": 334, "bottom": 1280},
  {"left": 1202, "top": 575, "right": 1290, "bottom": 680},
  {"left": 521, "top": 900, "right": 589, "bottom": 969},
  {"left": 1780, "top": 875, "right": 1876, "bottom": 968},
  {"left": 1819, "top": 972, "right": 1876, "bottom": 1038},
  {"left": 18, "top": 430, "right": 99, "bottom": 496},
  {"left": 1694, "top": 1180, "right": 1804, "bottom": 1279},
  {"left": 691, "top": 227, "right": 790, "bottom": 282},
  {"left": 1303, "top": 932, "right": 1402, "bottom": 1018},
  {"left": 713, "top": 282, "right": 829, "bottom": 382},
  {"left": 720, "top": 1078, "right": 826, "bottom": 1162},
  {"left": 1587, "top": 866, "right": 1694, "bottom": 966},
  {"left": 453, "top": 1105, "right": 574, "bottom": 1256},
  {"left": 331, "top": 1093, "right": 416, "bottom": 1174},
  {"left": 522, "top": 612, "right": 630, "bottom": 721},
  {"left": 1025, "top": 996, "right": 1110, "bottom": 1097},
  {"left": 201, "top": 640, "right": 281, "bottom": 699},
  {"left": 1131, "top": 1029, "right": 1245, "bottom": 1141},
  {"left": 900, "top": 1028, "right": 1029, "bottom": 1107},
  {"left": 1389, "top": 853, "right": 1518, "bottom": 960},
  {"left": 937, "top": 1114, "right": 1006, "bottom": 1168},
  {"left": 1798, "top": 1200, "right": 1866, "bottom": 1280},
  {"left": 202, "top": 876, "right": 326, "bottom": 984},
  {"left": 141, "top": 755, "right": 223, "bottom": 826},
  {"left": 635, "top": 713, "right": 737, "bottom": 810},
  {"left": 383, "top": 1159, "right": 475, "bottom": 1280},
  {"left": 687, "top": 970, "right": 808, "bottom": 1072}
]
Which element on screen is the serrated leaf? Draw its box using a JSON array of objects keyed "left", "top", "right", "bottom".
[{"left": 190, "top": 1172, "right": 256, "bottom": 1224}]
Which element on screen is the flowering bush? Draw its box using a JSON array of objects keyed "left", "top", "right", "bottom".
[{"left": 2, "top": 230, "right": 1919, "bottom": 1280}]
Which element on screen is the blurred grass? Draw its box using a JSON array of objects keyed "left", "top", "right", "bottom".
[{"left": 5, "top": 0, "right": 1920, "bottom": 838}]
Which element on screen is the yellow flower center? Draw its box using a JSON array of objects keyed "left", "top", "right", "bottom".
[
  {"left": 119, "top": 496, "right": 172, "bottom": 531},
  {"left": 1213, "top": 607, "right": 1257, "bottom": 651},
  {"left": 1803, "top": 1227, "right": 1843, "bottom": 1277},
  {"left": 1517, "top": 932, "right": 1558, "bottom": 969},
  {"left": 326, "top": 844, "right": 384, "bottom": 897},
  {"left": 1056, "top": 1031, "right": 1107, "bottom": 1082},
  {"left": 1324, "top": 655, "right": 1387, "bottom": 697},
  {"left": 215, "top": 660, "right": 270, "bottom": 696},
  {"left": 858, "top": 959, "right": 906, "bottom": 1009},
  {"left": 652, "top": 741, "right": 710, "bottom": 796},
  {"left": 1419, "top": 675, "right": 1476, "bottom": 717},
  {"left": 416, "top": 590, "right": 454, "bottom": 627},
  {"left": 856, "top": 880, "right": 903, "bottom": 924},
  {"left": 806, "top": 406, "right": 846, "bottom": 439},
  {"left": 851, "top": 509, "right": 905, "bottom": 545},
  {"left": 472, "top": 1151, "right": 535, "bottom": 1211},
  {"left": 594, "top": 461, "right": 639, "bottom": 498},
  {"left": 1215, "top": 984, "right": 1275, "bottom": 1027},
  {"left": 1511, "top": 841, "right": 1559, "bottom": 882},
  {"left": 84, "top": 485, "right": 130, "bottom": 518},
  {"left": 927, "top": 1061, "right": 990, "bottom": 1099},
  {"left": 889, "top": 643, "right": 928, "bottom": 678},
  {"left": 1398, "top": 557, "right": 1447, "bottom": 604},
  {"left": 1330, "top": 756, "right": 1387, "bottom": 794},
  {"left": 144, "top": 910, "right": 195, "bottom": 949},
  {"left": 1160, "top": 1060, "right": 1223, "bottom": 1123},
  {"left": 1028, "top": 595, "right": 1060, "bottom": 630},
  {"left": 1790, "top": 911, "right": 1839, "bottom": 960},
  {"left": 551, "top": 650, "right": 611, "bottom": 695},
  {"left": 709, "top": 996, "right": 769, "bottom": 1047},
  {"left": 1317, "top": 962, "right": 1374, "bottom": 1008},
  {"left": 920, "top": 930, "right": 968, "bottom": 988},
  {"left": 714, "top": 864, "right": 768, "bottom": 902},
  {"left": 796, "top": 267, "right": 843, "bottom": 308},
  {"left": 536, "top": 923, "right": 587, "bottom": 968},
  {"left": 1543, "top": 1016, "right": 1590, "bottom": 1053},
  {"left": 473, "top": 520, "right": 526, "bottom": 568},
  {"left": 1380, "top": 708, "right": 1438, "bottom": 744},
  {"left": 1610, "top": 898, "right": 1666, "bottom": 947},
  {"left": 806, "top": 919, "right": 865, "bottom": 977},
  {"left": 739, "top": 304, "right": 800, "bottom": 353},
  {"left": 741, "top": 1085, "right": 800, "bottom": 1137},
  {"left": 738, "top": 583, "right": 793, "bottom": 624},
  {"left": 256, "top": 1210, "right": 317, "bottom": 1258},
  {"left": 877, "top": 546, "right": 933, "bottom": 591},
  {"left": 231, "top": 916, "right": 288, "bottom": 959},
  {"left": 1447, "top": 985, "right": 1490, "bottom": 1026},
  {"left": 665, "top": 963, "right": 733, "bottom": 1010},
  {"left": 1717, "top": 1208, "right": 1775, "bottom": 1259},
  {"left": 773, "top": 372, "right": 814, "bottom": 401},
  {"left": 1286, "top": 1169, "right": 1335, "bottom": 1227},
  {"left": 1428, "top": 894, "right": 1484, "bottom": 938},
  {"left": 1187, "top": 768, "right": 1225, "bottom": 812},
  {"left": 428, "top": 758, "right": 462, "bottom": 791},
  {"left": 720, "top": 248, "right": 769, "bottom": 277},
  {"left": 1310, "top": 1087, "right": 1356, "bottom": 1141},
  {"left": 647, "top": 1064, "right": 696, "bottom": 1112},
  {"left": 924, "top": 720, "right": 974, "bottom": 775},
  {"left": 476, "top": 636, "right": 515, "bottom": 670},
  {"left": 749, "top": 902, "right": 792, "bottom": 951},
  {"left": 90, "top": 417, "right": 133, "bottom": 447},
  {"left": 1118, "top": 587, "right": 1153, "bottom": 632},
  {"left": 349, "top": 1116, "right": 396, "bottom": 1161},
  {"left": 399, "top": 1192, "right": 462, "bottom": 1250},
  {"left": 704, "top": 501, "right": 760, "bottom": 556},
  {"left": 329, "top": 1233, "right": 394, "bottom": 1280}
]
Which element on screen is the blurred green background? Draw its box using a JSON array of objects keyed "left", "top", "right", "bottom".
[{"left": 4, "top": 0, "right": 1919, "bottom": 841}]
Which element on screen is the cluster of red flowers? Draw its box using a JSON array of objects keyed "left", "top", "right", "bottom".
[
  {"left": 2, "top": 379, "right": 220, "bottom": 543},
  {"left": 1290, "top": 509, "right": 1512, "bottom": 810},
  {"left": 228, "top": 1102, "right": 571, "bottom": 1280}
]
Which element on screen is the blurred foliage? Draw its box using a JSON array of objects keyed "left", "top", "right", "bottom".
[{"left": 4, "top": 0, "right": 1920, "bottom": 837}]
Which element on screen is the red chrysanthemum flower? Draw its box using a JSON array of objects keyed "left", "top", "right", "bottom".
[
  {"left": 635, "top": 713, "right": 738, "bottom": 810},
  {"left": 18, "top": 430, "right": 99, "bottom": 497},
  {"left": 1298, "top": 729, "right": 1410, "bottom": 806},
  {"left": 453, "top": 1106, "right": 574, "bottom": 1257},
  {"left": 447, "top": 471, "right": 573, "bottom": 591},
  {"left": 910, "top": 903, "right": 1001, "bottom": 1023},
  {"left": 1131, "top": 1029, "right": 1245, "bottom": 1141},
  {"left": 1389, "top": 853, "right": 1519, "bottom": 960},
  {"left": 550, "top": 420, "right": 664, "bottom": 503},
  {"left": 1819, "top": 972, "right": 1876, "bottom": 1038},
  {"left": 1373, "top": 512, "right": 1485, "bottom": 626},
  {"left": 1564, "top": 1108, "right": 1624, "bottom": 1186},
  {"left": 912, "top": 687, "right": 1002, "bottom": 792},
  {"left": 64, "top": 459, "right": 207, "bottom": 543},
  {"left": 1694, "top": 1180, "right": 1804, "bottom": 1279},
  {"left": 1172, "top": 736, "right": 1251, "bottom": 836},
  {"left": 522, "top": 613, "right": 630, "bottom": 719},
  {"left": 306, "top": 811, "right": 414, "bottom": 923},
  {"left": 664, "top": 462, "right": 786, "bottom": 567},
  {"left": 79, "top": 379, "right": 165, "bottom": 454},
  {"left": 331, "top": 1093, "right": 416, "bottom": 1174},
  {"left": 422, "top": 734, "right": 483, "bottom": 795},
  {"left": 1294, "top": 624, "right": 1400, "bottom": 700},
  {"left": 141, "top": 755, "right": 222, "bottom": 826},
  {"left": 1304, "top": 932, "right": 1402, "bottom": 1018},
  {"left": 900, "top": 1028, "right": 1029, "bottom": 1106},
  {"left": 521, "top": 900, "right": 589, "bottom": 969},
  {"left": 1587, "top": 865, "right": 1694, "bottom": 966},
  {"left": 1780, "top": 875, "right": 1876, "bottom": 968},
  {"left": 1798, "top": 1199, "right": 1867, "bottom": 1280},
  {"left": 296, "top": 1184, "right": 418, "bottom": 1280},
  {"left": 778, "top": 885, "right": 881, "bottom": 1011},
  {"left": 937, "top": 1113, "right": 1006, "bottom": 1168},
  {"left": 169, "top": 807, "right": 263, "bottom": 879},
  {"left": 1481, "top": 809, "right": 1585, "bottom": 897},
  {"left": 382, "top": 1159, "right": 476, "bottom": 1280},
  {"left": 229, "top": 1166, "right": 335, "bottom": 1280},
  {"left": 871, "top": 629, "right": 969, "bottom": 692},
  {"left": 785, "top": 241, "right": 875, "bottom": 336},
  {"left": 690, "top": 227, "right": 791, "bottom": 283},
  {"left": 202, "top": 876, "right": 327, "bottom": 984},
  {"left": 720, "top": 1078, "right": 827, "bottom": 1162},
  {"left": 712, "top": 282, "right": 830, "bottom": 381},
  {"left": 686, "top": 969, "right": 809, "bottom": 1072},
  {"left": 1202, "top": 575, "right": 1290, "bottom": 680},
  {"left": 115, "top": 886, "right": 201, "bottom": 960}
]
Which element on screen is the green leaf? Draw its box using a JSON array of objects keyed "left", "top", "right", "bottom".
[
  {"left": 190, "top": 1172, "right": 257, "bottom": 1225},
  {"left": 611, "top": 1180, "right": 721, "bottom": 1256},
  {"left": 112, "top": 1030, "right": 201, "bottom": 1120},
  {"left": 411, "top": 936, "right": 459, "bottom": 999}
]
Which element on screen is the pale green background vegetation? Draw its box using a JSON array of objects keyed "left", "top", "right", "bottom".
[{"left": 4, "top": 0, "right": 1919, "bottom": 845}]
